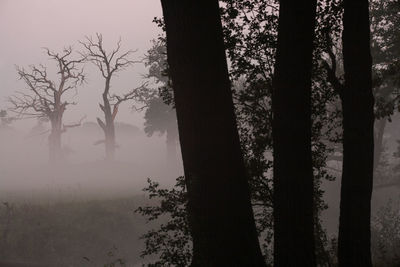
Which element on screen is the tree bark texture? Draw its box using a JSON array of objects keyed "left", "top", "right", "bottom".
[
  {"left": 338, "top": 0, "right": 374, "bottom": 266},
  {"left": 272, "top": 0, "right": 317, "bottom": 266},
  {"left": 161, "top": 1, "right": 265, "bottom": 266}
]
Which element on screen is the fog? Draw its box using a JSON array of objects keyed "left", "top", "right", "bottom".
[
  {"left": 0, "top": 0, "right": 182, "bottom": 198},
  {"left": 0, "top": 0, "right": 162, "bottom": 125},
  {"left": 0, "top": 123, "right": 183, "bottom": 200},
  {"left": 0, "top": 1, "right": 399, "bottom": 266},
  {"left": 0, "top": 2, "right": 185, "bottom": 265}
]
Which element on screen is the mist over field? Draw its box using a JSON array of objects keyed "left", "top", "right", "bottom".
[
  {"left": 0, "top": 1, "right": 186, "bottom": 266},
  {"left": 0, "top": 122, "right": 182, "bottom": 200},
  {"left": 0, "top": 0, "right": 399, "bottom": 266},
  {"left": 0, "top": 0, "right": 183, "bottom": 199},
  {"left": 0, "top": 119, "right": 182, "bottom": 266},
  {"left": 0, "top": 112, "right": 184, "bottom": 266}
]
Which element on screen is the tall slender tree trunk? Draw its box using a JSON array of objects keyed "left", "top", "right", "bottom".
[
  {"left": 161, "top": 1, "right": 265, "bottom": 266},
  {"left": 338, "top": 0, "right": 374, "bottom": 266},
  {"left": 272, "top": 0, "right": 317, "bottom": 265}
]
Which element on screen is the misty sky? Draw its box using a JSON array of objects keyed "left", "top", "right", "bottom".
[{"left": 0, "top": 0, "right": 163, "bottom": 130}]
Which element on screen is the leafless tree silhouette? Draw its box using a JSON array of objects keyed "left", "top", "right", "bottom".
[
  {"left": 81, "top": 34, "right": 150, "bottom": 161},
  {"left": 9, "top": 47, "right": 85, "bottom": 162}
]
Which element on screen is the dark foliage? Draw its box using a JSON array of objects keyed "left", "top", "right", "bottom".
[
  {"left": 371, "top": 198, "right": 400, "bottom": 266},
  {"left": 221, "top": 0, "right": 341, "bottom": 262},
  {"left": 137, "top": 0, "right": 400, "bottom": 266},
  {"left": 138, "top": 0, "right": 343, "bottom": 265},
  {"left": 143, "top": 98, "right": 177, "bottom": 138},
  {"left": 135, "top": 177, "right": 191, "bottom": 266}
]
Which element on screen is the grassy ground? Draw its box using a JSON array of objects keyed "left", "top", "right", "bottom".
[{"left": 0, "top": 195, "right": 157, "bottom": 267}]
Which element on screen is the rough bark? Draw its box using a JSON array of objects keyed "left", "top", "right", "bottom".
[
  {"left": 160, "top": 1, "right": 265, "bottom": 266},
  {"left": 272, "top": 0, "right": 317, "bottom": 266},
  {"left": 338, "top": 0, "right": 374, "bottom": 266}
]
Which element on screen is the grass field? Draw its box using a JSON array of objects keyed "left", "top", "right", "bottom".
[{"left": 0, "top": 195, "right": 159, "bottom": 267}]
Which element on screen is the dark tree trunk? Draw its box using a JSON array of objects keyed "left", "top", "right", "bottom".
[
  {"left": 272, "top": 0, "right": 317, "bottom": 265},
  {"left": 161, "top": 1, "right": 265, "bottom": 266},
  {"left": 338, "top": 0, "right": 374, "bottom": 266}
]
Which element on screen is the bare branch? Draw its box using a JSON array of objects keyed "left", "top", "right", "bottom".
[
  {"left": 80, "top": 34, "right": 139, "bottom": 79},
  {"left": 111, "top": 82, "right": 154, "bottom": 109},
  {"left": 8, "top": 47, "right": 85, "bottom": 125},
  {"left": 97, "top": 117, "right": 106, "bottom": 131},
  {"left": 322, "top": 33, "right": 344, "bottom": 99}
]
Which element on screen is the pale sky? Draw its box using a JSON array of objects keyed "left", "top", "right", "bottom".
[{"left": 0, "top": 0, "right": 163, "bottom": 129}]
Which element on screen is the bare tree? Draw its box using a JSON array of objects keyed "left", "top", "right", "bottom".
[
  {"left": 81, "top": 34, "right": 148, "bottom": 161},
  {"left": 9, "top": 47, "right": 85, "bottom": 163}
]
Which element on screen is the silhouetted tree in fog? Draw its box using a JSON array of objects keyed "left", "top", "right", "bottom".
[
  {"left": 81, "top": 34, "right": 148, "bottom": 161},
  {"left": 144, "top": 98, "right": 178, "bottom": 164},
  {"left": 160, "top": 0, "right": 265, "bottom": 265},
  {"left": 370, "top": 0, "right": 400, "bottom": 173},
  {"left": 9, "top": 47, "right": 85, "bottom": 162},
  {"left": 272, "top": 0, "right": 317, "bottom": 265},
  {"left": 143, "top": 39, "right": 178, "bottom": 166},
  {"left": 338, "top": 0, "right": 375, "bottom": 265}
]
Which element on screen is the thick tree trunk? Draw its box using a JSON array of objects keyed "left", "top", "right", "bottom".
[
  {"left": 49, "top": 120, "right": 63, "bottom": 163},
  {"left": 161, "top": 1, "right": 265, "bottom": 266},
  {"left": 338, "top": 0, "right": 374, "bottom": 266},
  {"left": 272, "top": 0, "right": 317, "bottom": 266}
]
